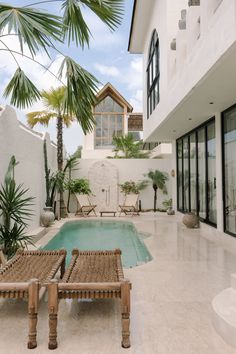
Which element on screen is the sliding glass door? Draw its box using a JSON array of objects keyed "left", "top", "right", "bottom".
[
  {"left": 223, "top": 106, "right": 236, "bottom": 236},
  {"left": 177, "top": 118, "right": 216, "bottom": 226},
  {"left": 207, "top": 122, "right": 217, "bottom": 224},
  {"left": 197, "top": 128, "right": 206, "bottom": 219}
]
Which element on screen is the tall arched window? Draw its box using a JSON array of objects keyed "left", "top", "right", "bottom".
[{"left": 147, "top": 30, "right": 160, "bottom": 118}]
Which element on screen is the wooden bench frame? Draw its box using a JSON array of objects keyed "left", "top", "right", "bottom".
[
  {"left": 0, "top": 249, "right": 66, "bottom": 349},
  {"left": 47, "top": 249, "right": 131, "bottom": 350}
]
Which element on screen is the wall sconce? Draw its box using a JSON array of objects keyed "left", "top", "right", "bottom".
[{"left": 171, "top": 169, "right": 175, "bottom": 177}]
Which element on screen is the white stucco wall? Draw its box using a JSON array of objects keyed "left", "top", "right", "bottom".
[
  {"left": 69, "top": 158, "right": 174, "bottom": 213},
  {"left": 138, "top": 0, "right": 236, "bottom": 141},
  {"left": 0, "top": 106, "right": 57, "bottom": 231}
]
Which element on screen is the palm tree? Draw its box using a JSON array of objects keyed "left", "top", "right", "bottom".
[
  {"left": 112, "top": 134, "right": 150, "bottom": 158},
  {"left": 146, "top": 170, "right": 168, "bottom": 212},
  {"left": 0, "top": 1, "right": 124, "bottom": 125},
  {"left": 27, "top": 87, "right": 76, "bottom": 217}
]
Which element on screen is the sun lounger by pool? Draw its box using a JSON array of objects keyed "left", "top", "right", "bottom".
[
  {"left": 0, "top": 248, "right": 66, "bottom": 349},
  {"left": 47, "top": 249, "right": 131, "bottom": 350},
  {"left": 74, "top": 193, "right": 97, "bottom": 217},
  {"left": 119, "top": 193, "right": 140, "bottom": 216}
]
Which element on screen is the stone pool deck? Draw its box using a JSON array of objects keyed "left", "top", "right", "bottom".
[{"left": 1, "top": 212, "right": 236, "bottom": 354}]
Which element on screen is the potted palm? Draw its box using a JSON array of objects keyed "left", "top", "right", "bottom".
[{"left": 145, "top": 170, "right": 169, "bottom": 212}]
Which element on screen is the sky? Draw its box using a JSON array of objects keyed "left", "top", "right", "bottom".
[{"left": 0, "top": 0, "right": 142, "bottom": 154}]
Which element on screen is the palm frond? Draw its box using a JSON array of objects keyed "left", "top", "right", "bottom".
[
  {"left": 26, "top": 110, "right": 57, "bottom": 128},
  {"left": 81, "top": 0, "right": 124, "bottom": 30},
  {"left": 0, "top": 4, "right": 63, "bottom": 56},
  {"left": 58, "top": 56, "right": 99, "bottom": 133},
  {"left": 41, "top": 87, "right": 66, "bottom": 112},
  {"left": 61, "top": 0, "right": 124, "bottom": 47},
  {"left": 3, "top": 68, "right": 41, "bottom": 109},
  {"left": 61, "top": 0, "right": 91, "bottom": 47}
]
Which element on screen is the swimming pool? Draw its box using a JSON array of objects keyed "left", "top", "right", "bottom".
[{"left": 43, "top": 220, "right": 152, "bottom": 268}]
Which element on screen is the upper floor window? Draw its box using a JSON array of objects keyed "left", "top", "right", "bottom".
[
  {"left": 94, "top": 95, "right": 124, "bottom": 148},
  {"left": 147, "top": 30, "right": 160, "bottom": 118}
]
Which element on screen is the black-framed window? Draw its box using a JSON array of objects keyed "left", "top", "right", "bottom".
[
  {"left": 176, "top": 118, "right": 217, "bottom": 226},
  {"left": 147, "top": 30, "right": 160, "bottom": 118},
  {"left": 222, "top": 105, "right": 236, "bottom": 237}
]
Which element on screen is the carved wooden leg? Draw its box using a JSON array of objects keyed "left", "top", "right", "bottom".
[
  {"left": 121, "top": 281, "right": 131, "bottom": 348},
  {"left": 48, "top": 279, "right": 59, "bottom": 350},
  {"left": 28, "top": 279, "right": 39, "bottom": 349},
  {"left": 60, "top": 258, "right": 66, "bottom": 279}
]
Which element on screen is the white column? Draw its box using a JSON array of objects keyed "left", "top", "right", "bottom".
[{"left": 215, "top": 112, "right": 224, "bottom": 232}]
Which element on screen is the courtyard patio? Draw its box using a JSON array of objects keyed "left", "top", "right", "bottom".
[{"left": 0, "top": 212, "right": 236, "bottom": 354}]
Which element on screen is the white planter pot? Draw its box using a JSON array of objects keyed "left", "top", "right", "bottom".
[{"left": 41, "top": 207, "right": 55, "bottom": 227}]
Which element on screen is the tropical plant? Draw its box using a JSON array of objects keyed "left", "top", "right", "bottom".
[
  {"left": 64, "top": 178, "right": 91, "bottom": 194},
  {"left": 112, "top": 134, "right": 150, "bottom": 159},
  {"left": 162, "top": 198, "right": 172, "bottom": 210},
  {"left": 0, "top": 156, "right": 35, "bottom": 259},
  {"left": 63, "top": 154, "right": 80, "bottom": 212},
  {"left": 1, "top": 1, "right": 124, "bottom": 214},
  {"left": 119, "top": 180, "right": 148, "bottom": 195},
  {"left": 28, "top": 87, "right": 76, "bottom": 217},
  {"left": 43, "top": 138, "right": 52, "bottom": 207},
  {"left": 145, "top": 170, "right": 168, "bottom": 212},
  {"left": 0, "top": 1, "right": 124, "bottom": 126}
]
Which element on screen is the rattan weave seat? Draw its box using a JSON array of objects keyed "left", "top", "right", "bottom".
[
  {"left": 48, "top": 249, "right": 131, "bottom": 349},
  {"left": 0, "top": 248, "right": 66, "bottom": 349}
]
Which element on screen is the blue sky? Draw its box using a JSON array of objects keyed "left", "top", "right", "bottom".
[{"left": 0, "top": 0, "right": 142, "bottom": 154}]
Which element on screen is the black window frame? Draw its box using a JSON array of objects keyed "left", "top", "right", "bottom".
[
  {"left": 147, "top": 30, "right": 160, "bottom": 119},
  {"left": 222, "top": 103, "right": 236, "bottom": 237},
  {"left": 176, "top": 117, "right": 217, "bottom": 227}
]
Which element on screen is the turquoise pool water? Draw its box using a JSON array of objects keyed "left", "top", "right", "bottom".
[{"left": 43, "top": 220, "right": 152, "bottom": 268}]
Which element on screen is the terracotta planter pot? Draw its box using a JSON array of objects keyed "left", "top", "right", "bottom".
[
  {"left": 41, "top": 207, "right": 55, "bottom": 227},
  {"left": 182, "top": 212, "right": 199, "bottom": 228}
]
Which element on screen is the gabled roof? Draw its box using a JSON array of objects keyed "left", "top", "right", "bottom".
[{"left": 96, "top": 82, "right": 133, "bottom": 113}]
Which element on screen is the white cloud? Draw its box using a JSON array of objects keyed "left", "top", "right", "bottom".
[
  {"left": 123, "top": 57, "right": 143, "bottom": 91},
  {"left": 94, "top": 63, "right": 120, "bottom": 77},
  {"left": 82, "top": 10, "right": 123, "bottom": 49},
  {"left": 130, "top": 89, "right": 143, "bottom": 112}
]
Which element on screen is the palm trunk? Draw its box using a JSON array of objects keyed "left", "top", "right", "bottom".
[
  {"left": 153, "top": 185, "right": 157, "bottom": 212},
  {"left": 57, "top": 114, "right": 67, "bottom": 218}
]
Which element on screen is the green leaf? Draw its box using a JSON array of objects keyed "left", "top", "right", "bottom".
[
  {"left": 61, "top": 0, "right": 124, "bottom": 47},
  {"left": 0, "top": 4, "right": 63, "bottom": 56},
  {"left": 58, "top": 56, "right": 99, "bottom": 133},
  {"left": 3, "top": 68, "right": 41, "bottom": 109}
]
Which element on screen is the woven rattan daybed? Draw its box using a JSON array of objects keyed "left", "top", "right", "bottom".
[
  {"left": 0, "top": 248, "right": 66, "bottom": 349},
  {"left": 47, "top": 249, "right": 131, "bottom": 350}
]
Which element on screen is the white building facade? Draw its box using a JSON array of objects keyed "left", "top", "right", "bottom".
[
  {"left": 82, "top": 82, "right": 144, "bottom": 158},
  {"left": 129, "top": 0, "right": 236, "bottom": 237}
]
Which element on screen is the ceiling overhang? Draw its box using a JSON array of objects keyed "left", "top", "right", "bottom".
[{"left": 128, "top": 0, "right": 155, "bottom": 54}]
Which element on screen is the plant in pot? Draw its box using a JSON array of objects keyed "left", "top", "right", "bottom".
[
  {"left": 64, "top": 178, "right": 91, "bottom": 210},
  {"left": 65, "top": 178, "right": 91, "bottom": 194},
  {"left": 145, "top": 170, "right": 169, "bottom": 212},
  {"left": 119, "top": 180, "right": 148, "bottom": 195},
  {"left": 41, "top": 139, "right": 56, "bottom": 227},
  {"left": 162, "top": 198, "right": 175, "bottom": 215},
  {"left": 0, "top": 156, "right": 35, "bottom": 259}
]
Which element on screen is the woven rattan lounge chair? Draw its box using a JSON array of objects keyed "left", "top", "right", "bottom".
[
  {"left": 75, "top": 193, "right": 97, "bottom": 217},
  {"left": 119, "top": 193, "right": 140, "bottom": 216},
  {"left": 0, "top": 248, "right": 66, "bottom": 349},
  {"left": 48, "top": 249, "right": 131, "bottom": 350}
]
